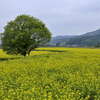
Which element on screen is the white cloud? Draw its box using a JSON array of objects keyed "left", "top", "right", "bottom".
[{"left": 0, "top": 0, "right": 100, "bottom": 37}]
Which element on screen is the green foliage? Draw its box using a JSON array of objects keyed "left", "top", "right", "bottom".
[
  {"left": 1, "top": 14, "right": 52, "bottom": 56},
  {"left": 49, "top": 29, "right": 100, "bottom": 46},
  {"left": 67, "top": 34, "right": 100, "bottom": 46},
  {"left": 66, "top": 29, "right": 100, "bottom": 46},
  {"left": 94, "top": 45, "right": 100, "bottom": 48},
  {"left": 49, "top": 35, "right": 77, "bottom": 46}
]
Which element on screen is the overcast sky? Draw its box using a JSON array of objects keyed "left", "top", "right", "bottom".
[{"left": 0, "top": 0, "right": 100, "bottom": 37}]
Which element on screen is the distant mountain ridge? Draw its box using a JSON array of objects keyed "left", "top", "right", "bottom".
[
  {"left": 50, "top": 35, "right": 78, "bottom": 44},
  {"left": 82, "top": 29, "right": 100, "bottom": 36},
  {"left": 0, "top": 41, "right": 1, "bottom": 45},
  {"left": 67, "top": 29, "right": 100, "bottom": 45},
  {"left": 50, "top": 28, "right": 100, "bottom": 46}
]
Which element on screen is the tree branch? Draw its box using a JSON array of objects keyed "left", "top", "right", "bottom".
[{"left": 28, "top": 45, "right": 37, "bottom": 55}]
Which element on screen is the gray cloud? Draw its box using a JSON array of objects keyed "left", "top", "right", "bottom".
[{"left": 0, "top": 0, "right": 100, "bottom": 37}]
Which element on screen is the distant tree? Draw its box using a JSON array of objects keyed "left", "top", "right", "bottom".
[
  {"left": 94, "top": 44, "right": 100, "bottom": 48},
  {"left": 1, "top": 15, "right": 52, "bottom": 56},
  {"left": 56, "top": 42, "right": 60, "bottom": 46}
]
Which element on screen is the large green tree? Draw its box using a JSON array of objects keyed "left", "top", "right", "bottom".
[{"left": 1, "top": 15, "right": 52, "bottom": 56}]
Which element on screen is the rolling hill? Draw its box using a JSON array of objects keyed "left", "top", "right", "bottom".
[
  {"left": 0, "top": 41, "right": 1, "bottom": 45},
  {"left": 49, "top": 35, "right": 78, "bottom": 45},
  {"left": 50, "top": 28, "right": 100, "bottom": 46},
  {"left": 67, "top": 29, "right": 100, "bottom": 45}
]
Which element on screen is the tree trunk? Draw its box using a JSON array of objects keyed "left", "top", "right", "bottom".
[
  {"left": 23, "top": 52, "right": 26, "bottom": 57},
  {"left": 28, "top": 48, "right": 34, "bottom": 56},
  {"left": 28, "top": 51, "right": 31, "bottom": 56},
  {"left": 28, "top": 45, "right": 37, "bottom": 56}
]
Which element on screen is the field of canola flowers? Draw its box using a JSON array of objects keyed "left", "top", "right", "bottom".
[{"left": 0, "top": 47, "right": 100, "bottom": 100}]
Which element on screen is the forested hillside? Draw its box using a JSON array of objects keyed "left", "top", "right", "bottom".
[
  {"left": 0, "top": 41, "right": 1, "bottom": 45},
  {"left": 49, "top": 35, "right": 78, "bottom": 45},
  {"left": 67, "top": 29, "right": 100, "bottom": 45},
  {"left": 50, "top": 28, "right": 100, "bottom": 46}
]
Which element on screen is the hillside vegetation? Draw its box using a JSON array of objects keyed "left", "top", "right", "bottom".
[
  {"left": 0, "top": 47, "right": 100, "bottom": 99},
  {"left": 49, "top": 35, "right": 77, "bottom": 45},
  {"left": 50, "top": 28, "right": 100, "bottom": 46},
  {"left": 67, "top": 29, "right": 100, "bottom": 45}
]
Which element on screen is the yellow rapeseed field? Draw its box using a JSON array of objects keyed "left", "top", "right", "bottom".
[{"left": 0, "top": 47, "right": 100, "bottom": 100}]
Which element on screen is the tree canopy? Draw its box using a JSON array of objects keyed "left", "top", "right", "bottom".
[{"left": 1, "top": 15, "right": 52, "bottom": 56}]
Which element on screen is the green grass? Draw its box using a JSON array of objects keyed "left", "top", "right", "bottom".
[{"left": 0, "top": 47, "right": 100, "bottom": 99}]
